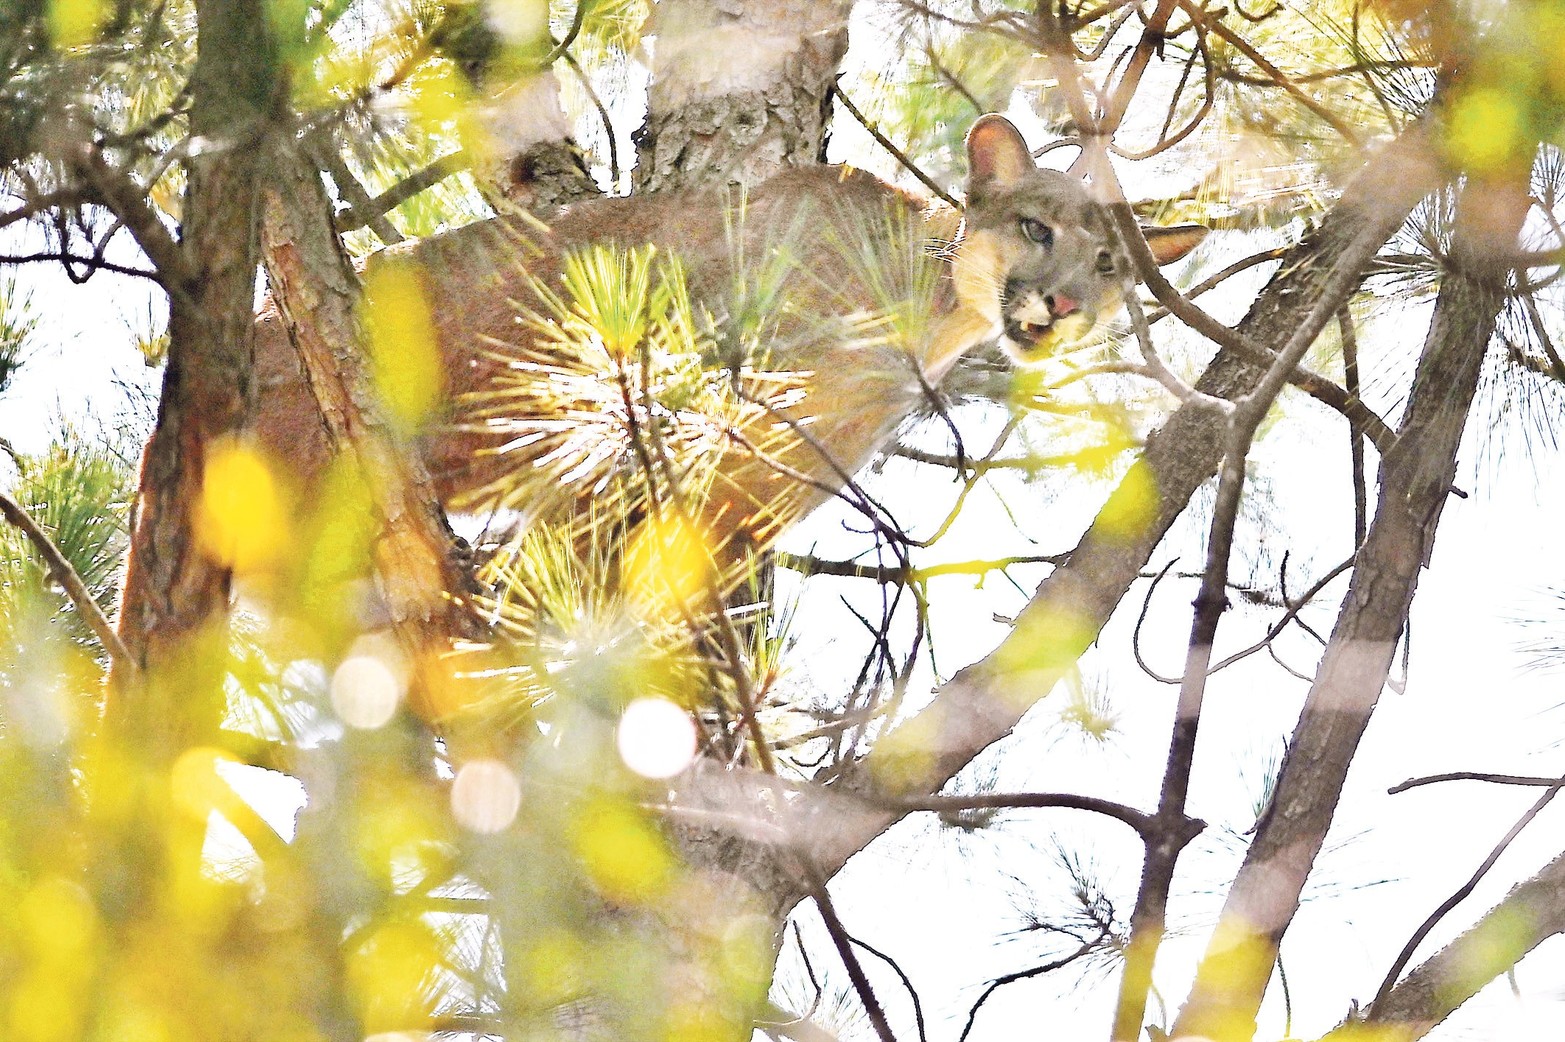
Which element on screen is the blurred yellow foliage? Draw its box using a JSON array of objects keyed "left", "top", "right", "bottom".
[
  {"left": 362, "top": 262, "right": 447, "bottom": 435},
  {"left": 169, "top": 746, "right": 240, "bottom": 822},
  {"left": 1446, "top": 86, "right": 1528, "bottom": 175},
  {"left": 47, "top": 0, "right": 107, "bottom": 47},
  {"left": 570, "top": 797, "right": 676, "bottom": 904},
  {"left": 197, "top": 441, "right": 289, "bottom": 573},
  {"left": 624, "top": 513, "right": 716, "bottom": 617},
  {"left": 348, "top": 920, "right": 442, "bottom": 1033},
  {"left": 402, "top": 60, "right": 490, "bottom": 166}
]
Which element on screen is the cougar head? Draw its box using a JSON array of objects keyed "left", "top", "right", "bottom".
[{"left": 953, "top": 114, "right": 1208, "bottom": 363}]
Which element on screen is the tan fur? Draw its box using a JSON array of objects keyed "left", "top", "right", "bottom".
[{"left": 253, "top": 116, "right": 1204, "bottom": 562}]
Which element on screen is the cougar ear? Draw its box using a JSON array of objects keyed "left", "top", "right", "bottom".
[
  {"left": 1142, "top": 223, "right": 1210, "bottom": 265},
  {"left": 967, "top": 114, "right": 1036, "bottom": 190}
]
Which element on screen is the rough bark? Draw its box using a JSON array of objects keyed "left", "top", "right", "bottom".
[
  {"left": 1172, "top": 174, "right": 1533, "bottom": 1042},
  {"left": 1317, "top": 847, "right": 1565, "bottom": 1042},
  {"left": 633, "top": 0, "right": 851, "bottom": 193},
  {"left": 476, "top": 71, "right": 601, "bottom": 214},
  {"left": 111, "top": 0, "right": 279, "bottom": 752},
  {"left": 258, "top": 139, "right": 481, "bottom": 717}
]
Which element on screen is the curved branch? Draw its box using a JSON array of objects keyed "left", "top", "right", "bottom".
[
  {"left": 1319, "top": 848, "right": 1565, "bottom": 1042},
  {"left": 0, "top": 490, "right": 136, "bottom": 673},
  {"left": 876, "top": 790, "right": 1190, "bottom": 842},
  {"left": 1372, "top": 773, "right": 1565, "bottom": 1011},
  {"left": 1390, "top": 771, "right": 1565, "bottom": 793}
]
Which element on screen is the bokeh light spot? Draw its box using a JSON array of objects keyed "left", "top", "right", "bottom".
[
  {"left": 617, "top": 697, "right": 698, "bottom": 779},
  {"left": 450, "top": 759, "right": 521, "bottom": 833},
  {"left": 570, "top": 798, "right": 675, "bottom": 903},
  {"left": 331, "top": 637, "right": 407, "bottom": 729}
]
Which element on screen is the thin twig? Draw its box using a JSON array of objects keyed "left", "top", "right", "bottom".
[
  {"left": 1372, "top": 770, "right": 1565, "bottom": 1011},
  {"left": 67, "top": 134, "right": 188, "bottom": 287},
  {"left": 833, "top": 87, "right": 961, "bottom": 210},
  {"left": 0, "top": 251, "right": 160, "bottom": 281},
  {"left": 811, "top": 879, "right": 898, "bottom": 1042},
  {"left": 880, "top": 790, "right": 1182, "bottom": 840},
  {"left": 0, "top": 490, "right": 136, "bottom": 673},
  {"left": 1178, "top": 0, "right": 1365, "bottom": 147},
  {"left": 849, "top": 934, "right": 928, "bottom": 1042},
  {"left": 779, "top": 551, "right": 1068, "bottom": 585},
  {"left": 957, "top": 935, "right": 1109, "bottom": 1042},
  {"left": 1339, "top": 306, "right": 1368, "bottom": 546},
  {"left": 539, "top": 0, "right": 588, "bottom": 68},
  {"left": 1389, "top": 771, "right": 1565, "bottom": 794}
]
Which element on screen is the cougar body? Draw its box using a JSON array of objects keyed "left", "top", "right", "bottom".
[{"left": 254, "top": 116, "right": 1203, "bottom": 559}]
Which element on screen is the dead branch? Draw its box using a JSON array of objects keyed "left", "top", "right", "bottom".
[{"left": 1372, "top": 771, "right": 1565, "bottom": 1011}]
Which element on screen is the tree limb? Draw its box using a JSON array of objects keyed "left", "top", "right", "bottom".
[
  {"left": 0, "top": 489, "right": 136, "bottom": 672},
  {"left": 1319, "top": 848, "right": 1565, "bottom": 1042},
  {"left": 1173, "top": 168, "right": 1532, "bottom": 1041}
]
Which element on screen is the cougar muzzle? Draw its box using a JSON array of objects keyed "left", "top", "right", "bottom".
[{"left": 999, "top": 275, "right": 1107, "bottom": 361}]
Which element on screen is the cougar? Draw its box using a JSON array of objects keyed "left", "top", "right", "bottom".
[{"left": 254, "top": 115, "right": 1206, "bottom": 566}]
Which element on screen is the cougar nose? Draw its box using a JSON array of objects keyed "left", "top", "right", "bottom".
[{"left": 1046, "top": 293, "right": 1079, "bottom": 318}]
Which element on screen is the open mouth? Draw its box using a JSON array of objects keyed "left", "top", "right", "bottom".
[
  {"left": 999, "top": 320, "right": 1063, "bottom": 363},
  {"left": 1012, "top": 319, "right": 1050, "bottom": 341},
  {"left": 1002, "top": 317, "right": 1056, "bottom": 355}
]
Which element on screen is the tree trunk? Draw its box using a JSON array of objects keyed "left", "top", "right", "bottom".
[
  {"left": 634, "top": 0, "right": 851, "bottom": 193},
  {"left": 477, "top": 70, "right": 601, "bottom": 214},
  {"left": 1172, "top": 173, "right": 1532, "bottom": 1042},
  {"left": 258, "top": 139, "right": 482, "bottom": 718},
  {"left": 111, "top": 0, "right": 280, "bottom": 754}
]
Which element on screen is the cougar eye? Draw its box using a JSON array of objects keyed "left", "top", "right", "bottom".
[
  {"left": 1095, "top": 249, "right": 1115, "bottom": 274},
  {"left": 1019, "top": 218, "right": 1053, "bottom": 247}
]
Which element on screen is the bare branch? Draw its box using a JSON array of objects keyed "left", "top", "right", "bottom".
[
  {"left": 1390, "top": 771, "right": 1565, "bottom": 793},
  {"left": 1372, "top": 772, "right": 1565, "bottom": 1011},
  {"left": 67, "top": 136, "right": 188, "bottom": 286},
  {"left": 779, "top": 551, "right": 1069, "bottom": 585},
  {"left": 810, "top": 879, "right": 897, "bottom": 1042},
  {"left": 0, "top": 490, "right": 136, "bottom": 673},
  {"left": 1319, "top": 848, "right": 1565, "bottom": 1042},
  {"left": 332, "top": 150, "right": 467, "bottom": 234},
  {"left": 1174, "top": 164, "right": 1530, "bottom": 1041},
  {"left": 877, "top": 790, "right": 1184, "bottom": 840},
  {"left": 832, "top": 86, "right": 960, "bottom": 210}
]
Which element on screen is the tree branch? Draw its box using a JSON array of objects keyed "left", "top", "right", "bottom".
[
  {"left": 1319, "top": 848, "right": 1565, "bottom": 1042},
  {"left": 332, "top": 149, "right": 467, "bottom": 235},
  {"left": 67, "top": 135, "right": 189, "bottom": 288},
  {"left": 775, "top": 115, "right": 1442, "bottom": 905},
  {"left": 1173, "top": 166, "right": 1530, "bottom": 1041},
  {"left": 0, "top": 490, "right": 136, "bottom": 672}
]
